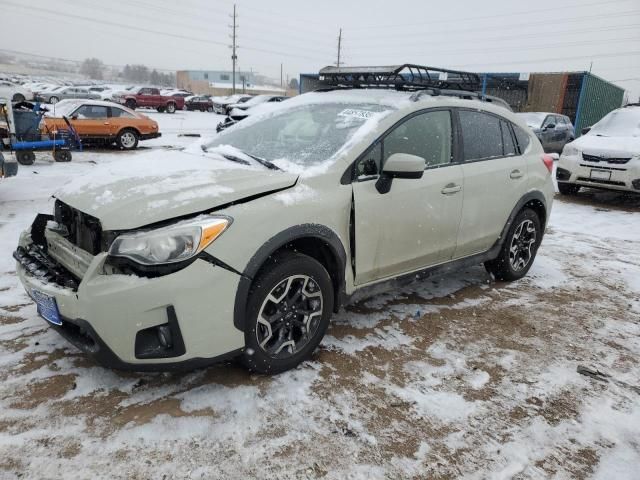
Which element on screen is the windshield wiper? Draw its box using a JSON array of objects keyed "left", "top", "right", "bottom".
[
  {"left": 201, "top": 145, "right": 280, "bottom": 170},
  {"left": 241, "top": 150, "right": 281, "bottom": 171}
]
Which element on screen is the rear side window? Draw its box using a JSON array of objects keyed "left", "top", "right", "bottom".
[
  {"left": 513, "top": 125, "right": 531, "bottom": 153},
  {"left": 500, "top": 120, "right": 517, "bottom": 156},
  {"left": 110, "top": 108, "right": 135, "bottom": 118},
  {"left": 459, "top": 110, "right": 503, "bottom": 161}
]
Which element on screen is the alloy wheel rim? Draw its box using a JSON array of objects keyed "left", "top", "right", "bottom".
[
  {"left": 256, "top": 275, "right": 323, "bottom": 359},
  {"left": 509, "top": 219, "right": 537, "bottom": 272},
  {"left": 121, "top": 132, "right": 136, "bottom": 148}
]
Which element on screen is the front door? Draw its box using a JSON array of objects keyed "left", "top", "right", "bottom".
[
  {"left": 352, "top": 109, "right": 464, "bottom": 285},
  {"left": 70, "top": 104, "right": 110, "bottom": 138},
  {"left": 453, "top": 109, "right": 528, "bottom": 258}
]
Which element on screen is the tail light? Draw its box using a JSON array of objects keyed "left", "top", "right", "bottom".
[{"left": 542, "top": 154, "right": 554, "bottom": 173}]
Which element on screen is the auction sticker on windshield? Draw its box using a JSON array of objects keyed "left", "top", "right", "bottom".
[{"left": 338, "top": 109, "right": 375, "bottom": 119}]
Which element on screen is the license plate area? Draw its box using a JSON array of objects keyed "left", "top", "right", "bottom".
[
  {"left": 590, "top": 169, "right": 611, "bottom": 181},
  {"left": 31, "top": 290, "right": 62, "bottom": 326}
]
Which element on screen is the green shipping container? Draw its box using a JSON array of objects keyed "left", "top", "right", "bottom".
[{"left": 574, "top": 72, "right": 625, "bottom": 136}]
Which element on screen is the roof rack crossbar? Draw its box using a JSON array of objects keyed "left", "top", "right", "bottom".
[{"left": 318, "top": 64, "right": 482, "bottom": 92}]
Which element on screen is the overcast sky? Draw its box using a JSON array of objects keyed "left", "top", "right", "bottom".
[{"left": 1, "top": 0, "right": 639, "bottom": 97}]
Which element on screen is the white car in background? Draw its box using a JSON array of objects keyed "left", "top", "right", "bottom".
[
  {"left": 556, "top": 105, "right": 640, "bottom": 195},
  {"left": 0, "top": 81, "right": 34, "bottom": 102}
]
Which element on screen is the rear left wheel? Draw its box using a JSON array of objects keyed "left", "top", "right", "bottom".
[
  {"left": 242, "top": 252, "right": 334, "bottom": 374},
  {"left": 485, "top": 208, "right": 541, "bottom": 281}
]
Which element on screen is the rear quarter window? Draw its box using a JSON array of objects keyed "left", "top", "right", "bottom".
[
  {"left": 513, "top": 124, "right": 531, "bottom": 153},
  {"left": 459, "top": 110, "right": 503, "bottom": 161}
]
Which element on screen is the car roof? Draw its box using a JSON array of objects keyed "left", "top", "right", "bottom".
[{"left": 49, "top": 99, "right": 141, "bottom": 115}]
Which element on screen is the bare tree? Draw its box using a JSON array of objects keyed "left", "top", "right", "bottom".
[{"left": 80, "top": 58, "right": 105, "bottom": 80}]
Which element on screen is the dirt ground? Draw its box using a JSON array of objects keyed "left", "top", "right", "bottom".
[{"left": 0, "top": 189, "right": 639, "bottom": 479}]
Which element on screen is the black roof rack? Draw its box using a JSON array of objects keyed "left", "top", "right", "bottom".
[{"left": 318, "top": 64, "right": 482, "bottom": 92}]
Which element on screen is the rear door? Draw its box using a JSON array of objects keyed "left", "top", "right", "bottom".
[
  {"left": 453, "top": 109, "right": 527, "bottom": 258},
  {"left": 352, "top": 109, "right": 464, "bottom": 285}
]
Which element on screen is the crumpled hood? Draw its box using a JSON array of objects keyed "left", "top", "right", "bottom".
[
  {"left": 573, "top": 134, "right": 640, "bottom": 157},
  {"left": 55, "top": 148, "right": 298, "bottom": 230}
]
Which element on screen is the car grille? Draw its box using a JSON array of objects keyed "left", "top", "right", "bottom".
[
  {"left": 14, "top": 245, "right": 80, "bottom": 290},
  {"left": 582, "top": 153, "right": 631, "bottom": 165},
  {"left": 54, "top": 200, "right": 103, "bottom": 255}
]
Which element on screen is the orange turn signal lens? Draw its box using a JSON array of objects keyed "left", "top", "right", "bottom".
[{"left": 198, "top": 219, "right": 230, "bottom": 252}]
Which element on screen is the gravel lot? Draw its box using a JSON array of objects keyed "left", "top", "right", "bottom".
[{"left": 1, "top": 111, "right": 638, "bottom": 479}]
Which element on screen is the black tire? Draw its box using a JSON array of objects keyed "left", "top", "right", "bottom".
[
  {"left": 558, "top": 183, "right": 580, "bottom": 195},
  {"left": 16, "top": 151, "right": 35, "bottom": 166},
  {"left": 166, "top": 102, "right": 176, "bottom": 114},
  {"left": 125, "top": 99, "right": 136, "bottom": 110},
  {"left": 49, "top": 96, "right": 59, "bottom": 105},
  {"left": 207, "top": 106, "right": 214, "bottom": 112},
  {"left": 12, "top": 93, "right": 25, "bottom": 103},
  {"left": 242, "top": 252, "right": 334, "bottom": 374},
  {"left": 53, "top": 150, "right": 72, "bottom": 162},
  {"left": 116, "top": 129, "right": 139, "bottom": 150},
  {"left": 156, "top": 106, "right": 165, "bottom": 113},
  {"left": 485, "top": 208, "right": 542, "bottom": 282}
]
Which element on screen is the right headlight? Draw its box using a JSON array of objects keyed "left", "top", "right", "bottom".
[
  {"left": 109, "top": 215, "right": 231, "bottom": 266},
  {"left": 562, "top": 145, "right": 579, "bottom": 157}
]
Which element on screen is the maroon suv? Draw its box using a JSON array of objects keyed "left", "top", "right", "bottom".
[{"left": 113, "top": 87, "right": 185, "bottom": 113}]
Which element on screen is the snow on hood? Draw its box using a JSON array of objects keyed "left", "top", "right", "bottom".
[
  {"left": 572, "top": 134, "right": 640, "bottom": 156},
  {"left": 55, "top": 148, "right": 298, "bottom": 230}
]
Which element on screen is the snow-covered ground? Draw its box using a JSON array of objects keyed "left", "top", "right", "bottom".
[{"left": 0, "top": 111, "right": 639, "bottom": 479}]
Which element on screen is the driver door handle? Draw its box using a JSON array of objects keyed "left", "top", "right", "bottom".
[
  {"left": 103, "top": 122, "right": 110, "bottom": 125},
  {"left": 441, "top": 183, "right": 462, "bottom": 195},
  {"left": 510, "top": 169, "right": 524, "bottom": 179}
]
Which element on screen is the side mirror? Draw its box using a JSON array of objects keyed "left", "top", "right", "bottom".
[
  {"left": 375, "top": 153, "right": 425, "bottom": 194},
  {"left": 71, "top": 114, "right": 78, "bottom": 120},
  {"left": 581, "top": 127, "right": 591, "bottom": 135},
  {"left": 543, "top": 123, "right": 555, "bottom": 131}
]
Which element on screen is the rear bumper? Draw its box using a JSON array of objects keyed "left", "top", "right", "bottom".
[
  {"left": 15, "top": 228, "right": 245, "bottom": 370},
  {"left": 140, "top": 132, "right": 162, "bottom": 140}
]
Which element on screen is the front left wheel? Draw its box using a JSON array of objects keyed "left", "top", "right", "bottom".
[
  {"left": 116, "top": 129, "right": 139, "bottom": 150},
  {"left": 242, "top": 252, "right": 334, "bottom": 374}
]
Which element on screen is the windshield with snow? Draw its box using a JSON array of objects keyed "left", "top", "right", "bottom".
[
  {"left": 589, "top": 108, "right": 640, "bottom": 137},
  {"left": 206, "top": 103, "right": 391, "bottom": 167}
]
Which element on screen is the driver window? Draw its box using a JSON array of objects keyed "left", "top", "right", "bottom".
[
  {"left": 543, "top": 116, "right": 555, "bottom": 127},
  {"left": 383, "top": 110, "right": 452, "bottom": 168},
  {"left": 74, "top": 105, "right": 108, "bottom": 119}
]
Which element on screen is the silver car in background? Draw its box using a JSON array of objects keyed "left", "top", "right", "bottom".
[
  {"left": 517, "top": 112, "right": 575, "bottom": 153},
  {"left": 36, "top": 86, "right": 101, "bottom": 104}
]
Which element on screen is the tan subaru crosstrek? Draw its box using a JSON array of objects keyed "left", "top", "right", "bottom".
[{"left": 14, "top": 66, "right": 554, "bottom": 374}]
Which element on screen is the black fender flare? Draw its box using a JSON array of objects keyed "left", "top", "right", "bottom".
[
  {"left": 489, "top": 190, "right": 548, "bottom": 257},
  {"left": 233, "top": 224, "right": 347, "bottom": 331}
]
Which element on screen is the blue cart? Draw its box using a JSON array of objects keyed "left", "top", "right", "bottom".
[{"left": 0, "top": 100, "right": 82, "bottom": 165}]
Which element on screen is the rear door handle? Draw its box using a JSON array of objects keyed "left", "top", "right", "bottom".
[
  {"left": 510, "top": 169, "right": 524, "bottom": 179},
  {"left": 441, "top": 183, "right": 462, "bottom": 195}
]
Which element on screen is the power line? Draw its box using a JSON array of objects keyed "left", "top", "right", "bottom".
[
  {"left": 347, "top": 23, "right": 640, "bottom": 53},
  {"left": 3, "top": 1, "right": 332, "bottom": 64},
  {"left": 346, "top": 9, "right": 640, "bottom": 43},
  {"left": 449, "top": 50, "right": 640, "bottom": 69},
  {"left": 346, "top": 0, "right": 637, "bottom": 31}
]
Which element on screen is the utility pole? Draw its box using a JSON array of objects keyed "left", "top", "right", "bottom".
[
  {"left": 230, "top": 4, "right": 238, "bottom": 94},
  {"left": 280, "top": 63, "right": 283, "bottom": 89},
  {"left": 336, "top": 28, "right": 342, "bottom": 68}
]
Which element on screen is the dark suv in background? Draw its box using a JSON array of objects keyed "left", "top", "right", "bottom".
[{"left": 517, "top": 112, "right": 575, "bottom": 153}]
